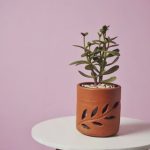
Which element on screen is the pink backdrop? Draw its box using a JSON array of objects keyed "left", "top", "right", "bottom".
[{"left": 0, "top": 0, "right": 150, "bottom": 150}]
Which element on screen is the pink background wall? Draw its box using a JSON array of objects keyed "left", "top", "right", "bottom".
[{"left": 0, "top": 0, "right": 150, "bottom": 150}]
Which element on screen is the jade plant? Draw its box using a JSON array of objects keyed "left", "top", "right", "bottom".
[{"left": 70, "top": 25, "right": 120, "bottom": 86}]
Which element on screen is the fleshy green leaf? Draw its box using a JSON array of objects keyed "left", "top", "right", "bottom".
[
  {"left": 103, "top": 65, "right": 119, "bottom": 75},
  {"left": 111, "top": 36, "right": 118, "bottom": 40},
  {"left": 107, "top": 51, "right": 119, "bottom": 56},
  {"left": 106, "top": 37, "right": 117, "bottom": 44},
  {"left": 92, "top": 40, "right": 105, "bottom": 44},
  {"left": 109, "top": 44, "right": 119, "bottom": 48},
  {"left": 113, "top": 49, "right": 120, "bottom": 52},
  {"left": 93, "top": 47, "right": 103, "bottom": 55},
  {"left": 85, "top": 64, "right": 99, "bottom": 73},
  {"left": 73, "top": 45, "right": 90, "bottom": 51},
  {"left": 81, "top": 50, "right": 91, "bottom": 57},
  {"left": 106, "top": 49, "right": 120, "bottom": 57},
  {"left": 101, "top": 76, "right": 117, "bottom": 83},
  {"left": 87, "top": 42, "right": 92, "bottom": 47},
  {"left": 92, "top": 56, "right": 100, "bottom": 61},
  {"left": 85, "top": 64, "right": 93, "bottom": 70},
  {"left": 73, "top": 45, "right": 85, "bottom": 49},
  {"left": 106, "top": 56, "right": 119, "bottom": 66},
  {"left": 110, "top": 40, "right": 117, "bottom": 44},
  {"left": 69, "top": 60, "right": 89, "bottom": 66},
  {"left": 78, "top": 71, "right": 93, "bottom": 78}
]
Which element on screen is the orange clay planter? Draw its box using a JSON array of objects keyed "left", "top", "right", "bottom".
[{"left": 76, "top": 82, "right": 121, "bottom": 137}]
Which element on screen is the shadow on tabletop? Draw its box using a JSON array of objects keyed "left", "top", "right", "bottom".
[{"left": 118, "top": 122, "right": 150, "bottom": 136}]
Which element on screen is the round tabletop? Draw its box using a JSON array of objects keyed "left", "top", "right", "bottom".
[{"left": 32, "top": 116, "right": 150, "bottom": 150}]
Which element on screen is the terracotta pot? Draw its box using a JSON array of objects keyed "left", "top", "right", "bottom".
[{"left": 76, "top": 82, "right": 121, "bottom": 137}]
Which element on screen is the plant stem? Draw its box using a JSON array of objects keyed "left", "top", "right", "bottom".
[
  {"left": 83, "top": 37, "right": 85, "bottom": 51},
  {"left": 99, "top": 33, "right": 107, "bottom": 84},
  {"left": 98, "top": 33, "right": 102, "bottom": 84},
  {"left": 83, "top": 36, "right": 97, "bottom": 85},
  {"left": 92, "top": 70, "right": 98, "bottom": 86}
]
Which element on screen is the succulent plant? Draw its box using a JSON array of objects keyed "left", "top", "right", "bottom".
[{"left": 70, "top": 25, "right": 120, "bottom": 86}]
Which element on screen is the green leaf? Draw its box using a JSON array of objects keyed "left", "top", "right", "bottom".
[
  {"left": 87, "top": 42, "right": 92, "bottom": 47},
  {"left": 106, "top": 49, "right": 120, "bottom": 57},
  {"left": 73, "top": 45, "right": 85, "bottom": 49},
  {"left": 94, "top": 46, "right": 99, "bottom": 52},
  {"left": 92, "top": 56, "right": 100, "bottom": 61},
  {"left": 103, "top": 65, "right": 119, "bottom": 75},
  {"left": 101, "top": 76, "right": 117, "bottom": 83},
  {"left": 69, "top": 60, "right": 89, "bottom": 66},
  {"left": 109, "top": 44, "right": 119, "bottom": 48},
  {"left": 73, "top": 45, "right": 91, "bottom": 52},
  {"left": 111, "top": 36, "right": 118, "bottom": 40},
  {"left": 85, "top": 64, "right": 93, "bottom": 70},
  {"left": 113, "top": 49, "right": 120, "bottom": 52},
  {"left": 81, "top": 50, "right": 91, "bottom": 57},
  {"left": 92, "top": 40, "right": 105, "bottom": 44},
  {"left": 73, "top": 45, "right": 89, "bottom": 51},
  {"left": 106, "top": 37, "right": 117, "bottom": 44},
  {"left": 78, "top": 71, "right": 93, "bottom": 78},
  {"left": 106, "top": 56, "right": 119, "bottom": 66},
  {"left": 93, "top": 47, "right": 103, "bottom": 55},
  {"left": 100, "top": 59, "right": 107, "bottom": 68},
  {"left": 110, "top": 40, "right": 116, "bottom": 44},
  {"left": 85, "top": 64, "right": 99, "bottom": 73}
]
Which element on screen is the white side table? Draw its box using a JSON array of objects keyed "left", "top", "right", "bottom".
[{"left": 31, "top": 116, "right": 150, "bottom": 150}]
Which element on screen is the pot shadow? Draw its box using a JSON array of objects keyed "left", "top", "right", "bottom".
[{"left": 118, "top": 121, "right": 150, "bottom": 136}]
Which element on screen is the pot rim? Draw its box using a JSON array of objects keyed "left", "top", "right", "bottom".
[{"left": 77, "top": 82, "right": 121, "bottom": 91}]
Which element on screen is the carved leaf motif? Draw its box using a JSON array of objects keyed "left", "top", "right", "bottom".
[
  {"left": 92, "top": 121, "right": 103, "bottom": 126},
  {"left": 105, "top": 116, "right": 115, "bottom": 120},
  {"left": 91, "top": 106, "right": 98, "bottom": 117},
  {"left": 102, "top": 104, "right": 109, "bottom": 114},
  {"left": 82, "top": 109, "right": 87, "bottom": 119},
  {"left": 113, "top": 101, "right": 119, "bottom": 109},
  {"left": 81, "top": 123, "right": 90, "bottom": 129}
]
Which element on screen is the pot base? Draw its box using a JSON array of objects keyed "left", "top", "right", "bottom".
[{"left": 76, "top": 126, "right": 119, "bottom": 137}]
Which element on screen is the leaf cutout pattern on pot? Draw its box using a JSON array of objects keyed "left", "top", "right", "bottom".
[
  {"left": 102, "top": 104, "right": 109, "bottom": 114},
  {"left": 91, "top": 106, "right": 98, "bottom": 117},
  {"left": 105, "top": 116, "right": 115, "bottom": 120},
  {"left": 81, "top": 123, "right": 90, "bottom": 129},
  {"left": 81, "top": 109, "right": 87, "bottom": 120},
  {"left": 92, "top": 121, "right": 103, "bottom": 126},
  {"left": 80, "top": 102, "right": 119, "bottom": 130},
  {"left": 113, "top": 101, "right": 119, "bottom": 109}
]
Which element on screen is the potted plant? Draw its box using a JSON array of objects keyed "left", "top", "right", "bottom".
[{"left": 70, "top": 25, "right": 121, "bottom": 137}]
